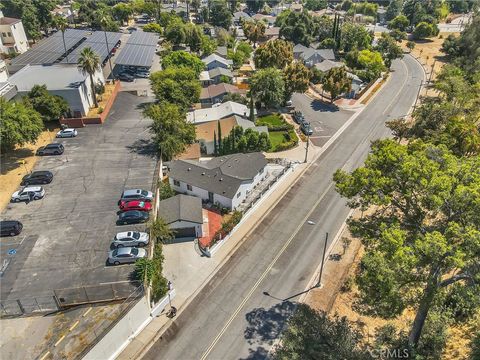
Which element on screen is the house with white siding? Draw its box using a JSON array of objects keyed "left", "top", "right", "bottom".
[
  {"left": 168, "top": 152, "right": 268, "bottom": 210},
  {"left": 202, "top": 54, "right": 233, "bottom": 71}
]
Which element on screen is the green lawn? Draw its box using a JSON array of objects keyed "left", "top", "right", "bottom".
[
  {"left": 268, "top": 130, "right": 298, "bottom": 152},
  {"left": 256, "top": 114, "right": 285, "bottom": 128},
  {"left": 269, "top": 131, "right": 287, "bottom": 149}
]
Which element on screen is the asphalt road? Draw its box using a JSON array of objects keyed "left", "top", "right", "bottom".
[
  {"left": 142, "top": 55, "right": 424, "bottom": 360},
  {"left": 0, "top": 93, "right": 157, "bottom": 305}
]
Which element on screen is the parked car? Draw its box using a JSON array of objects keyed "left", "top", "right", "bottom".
[
  {"left": 21, "top": 171, "right": 53, "bottom": 186},
  {"left": 117, "top": 210, "right": 149, "bottom": 225},
  {"left": 135, "top": 71, "right": 150, "bottom": 78},
  {"left": 118, "top": 73, "right": 134, "bottom": 82},
  {"left": 56, "top": 128, "right": 78, "bottom": 138},
  {"left": 108, "top": 247, "right": 147, "bottom": 265},
  {"left": 300, "top": 121, "right": 313, "bottom": 136},
  {"left": 292, "top": 111, "right": 305, "bottom": 124},
  {"left": 0, "top": 220, "right": 23, "bottom": 237},
  {"left": 112, "top": 231, "right": 149, "bottom": 248},
  {"left": 11, "top": 186, "right": 45, "bottom": 202},
  {"left": 119, "top": 200, "right": 152, "bottom": 212},
  {"left": 118, "top": 189, "right": 154, "bottom": 204},
  {"left": 36, "top": 143, "right": 64, "bottom": 156}
]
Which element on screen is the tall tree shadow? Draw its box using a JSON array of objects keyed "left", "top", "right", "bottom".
[
  {"left": 126, "top": 138, "right": 157, "bottom": 157},
  {"left": 244, "top": 301, "right": 297, "bottom": 347}
]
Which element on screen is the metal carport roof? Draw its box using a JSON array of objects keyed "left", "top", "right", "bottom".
[{"left": 114, "top": 44, "right": 157, "bottom": 67}]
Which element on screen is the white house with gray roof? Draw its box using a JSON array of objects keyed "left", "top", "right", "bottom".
[
  {"left": 168, "top": 152, "right": 268, "bottom": 210},
  {"left": 186, "top": 101, "right": 255, "bottom": 124},
  {"left": 293, "top": 44, "right": 336, "bottom": 68},
  {"left": 202, "top": 54, "right": 233, "bottom": 71}
]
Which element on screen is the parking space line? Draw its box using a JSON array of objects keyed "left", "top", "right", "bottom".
[
  {"left": 99, "top": 280, "right": 131, "bottom": 285},
  {"left": 69, "top": 320, "right": 80, "bottom": 331},
  {"left": 82, "top": 307, "right": 92, "bottom": 317},
  {"left": 310, "top": 135, "right": 332, "bottom": 139},
  {"left": 54, "top": 335, "right": 66, "bottom": 347},
  {"left": 0, "top": 235, "right": 27, "bottom": 247}
]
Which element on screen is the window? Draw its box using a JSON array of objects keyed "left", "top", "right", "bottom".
[
  {"left": 7, "top": 32, "right": 12, "bottom": 37},
  {"left": 237, "top": 192, "right": 241, "bottom": 198},
  {"left": 187, "top": 184, "right": 192, "bottom": 191},
  {"left": 1, "top": 33, "right": 6, "bottom": 37},
  {"left": 173, "top": 179, "right": 180, "bottom": 186}
]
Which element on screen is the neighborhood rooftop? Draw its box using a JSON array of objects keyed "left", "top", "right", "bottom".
[
  {"left": 186, "top": 101, "right": 254, "bottom": 124},
  {"left": 158, "top": 194, "right": 203, "bottom": 225},
  {"left": 169, "top": 152, "right": 267, "bottom": 198},
  {"left": 114, "top": 30, "right": 159, "bottom": 67}
]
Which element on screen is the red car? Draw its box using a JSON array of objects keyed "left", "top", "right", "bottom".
[{"left": 119, "top": 200, "right": 152, "bottom": 212}]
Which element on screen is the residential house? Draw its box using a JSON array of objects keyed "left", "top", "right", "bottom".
[
  {"left": 195, "top": 116, "right": 268, "bottom": 154},
  {"left": 199, "top": 70, "right": 213, "bottom": 86},
  {"left": 215, "top": 46, "right": 228, "bottom": 58},
  {"left": 0, "top": 81, "right": 17, "bottom": 101},
  {"left": 233, "top": 11, "right": 251, "bottom": 25},
  {"left": 294, "top": 44, "right": 336, "bottom": 68},
  {"left": 0, "top": 59, "right": 8, "bottom": 82},
  {"left": 176, "top": 143, "right": 201, "bottom": 161},
  {"left": 263, "top": 27, "right": 280, "bottom": 41},
  {"left": 251, "top": 14, "right": 276, "bottom": 26},
  {"left": 199, "top": 83, "right": 245, "bottom": 107},
  {"left": 158, "top": 194, "right": 204, "bottom": 238},
  {"left": 202, "top": 54, "right": 232, "bottom": 71},
  {"left": 169, "top": 152, "right": 268, "bottom": 210},
  {"left": 346, "top": 72, "right": 365, "bottom": 98},
  {"left": 314, "top": 59, "right": 344, "bottom": 73},
  {"left": 51, "top": 5, "right": 75, "bottom": 23},
  {"left": 187, "top": 101, "right": 255, "bottom": 124},
  {"left": 8, "top": 64, "right": 104, "bottom": 117},
  {"left": 208, "top": 67, "right": 234, "bottom": 85},
  {"left": 0, "top": 10, "right": 29, "bottom": 55}
]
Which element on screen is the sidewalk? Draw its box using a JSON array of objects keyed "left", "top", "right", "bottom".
[{"left": 118, "top": 160, "right": 311, "bottom": 360}]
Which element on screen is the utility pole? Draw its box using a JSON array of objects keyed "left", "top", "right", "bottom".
[
  {"left": 316, "top": 232, "right": 329, "bottom": 288},
  {"left": 425, "top": 60, "right": 436, "bottom": 96},
  {"left": 412, "top": 80, "right": 423, "bottom": 113},
  {"left": 304, "top": 135, "right": 310, "bottom": 163}
]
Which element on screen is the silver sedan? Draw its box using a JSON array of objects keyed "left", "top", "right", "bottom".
[
  {"left": 108, "top": 247, "right": 147, "bottom": 265},
  {"left": 112, "top": 231, "right": 149, "bottom": 248}
]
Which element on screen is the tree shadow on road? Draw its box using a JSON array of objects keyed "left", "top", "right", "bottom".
[
  {"left": 239, "top": 346, "right": 270, "bottom": 360},
  {"left": 310, "top": 99, "right": 340, "bottom": 113},
  {"left": 126, "top": 138, "right": 157, "bottom": 157},
  {"left": 244, "top": 301, "right": 297, "bottom": 348}
]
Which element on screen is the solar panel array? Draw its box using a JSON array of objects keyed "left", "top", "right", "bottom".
[
  {"left": 10, "top": 29, "right": 122, "bottom": 67},
  {"left": 114, "top": 31, "right": 159, "bottom": 68}
]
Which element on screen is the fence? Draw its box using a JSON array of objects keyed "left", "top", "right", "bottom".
[
  {"left": 0, "top": 296, "right": 59, "bottom": 317},
  {"left": 54, "top": 281, "right": 143, "bottom": 308}
]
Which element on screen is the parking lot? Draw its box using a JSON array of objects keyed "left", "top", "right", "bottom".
[
  {"left": 292, "top": 93, "right": 354, "bottom": 147},
  {"left": 0, "top": 93, "right": 158, "bottom": 302}
]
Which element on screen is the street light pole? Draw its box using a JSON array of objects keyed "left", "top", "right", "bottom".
[
  {"left": 304, "top": 135, "right": 310, "bottom": 163},
  {"left": 412, "top": 80, "right": 424, "bottom": 113},
  {"left": 316, "top": 232, "right": 329, "bottom": 288}
]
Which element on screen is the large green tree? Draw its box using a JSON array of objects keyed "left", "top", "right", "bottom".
[
  {"left": 333, "top": 139, "right": 480, "bottom": 351},
  {"left": 283, "top": 62, "right": 311, "bottom": 101},
  {"left": 209, "top": 0, "right": 232, "bottom": 29},
  {"left": 161, "top": 51, "right": 205, "bottom": 77},
  {"left": 340, "top": 22, "right": 372, "bottom": 52},
  {"left": 273, "top": 304, "right": 372, "bottom": 359},
  {"left": 322, "top": 66, "right": 352, "bottom": 103},
  {"left": 144, "top": 102, "right": 195, "bottom": 161},
  {"left": 413, "top": 21, "right": 439, "bottom": 40},
  {"left": 184, "top": 23, "right": 204, "bottom": 53},
  {"left": 388, "top": 15, "right": 409, "bottom": 31},
  {"left": 165, "top": 21, "right": 186, "bottom": 46},
  {"left": 0, "top": 99, "right": 44, "bottom": 152},
  {"left": 250, "top": 68, "right": 285, "bottom": 108},
  {"left": 356, "top": 49, "right": 386, "bottom": 82},
  {"left": 150, "top": 68, "right": 201, "bottom": 110},
  {"left": 25, "top": 85, "right": 69, "bottom": 123},
  {"left": 376, "top": 33, "right": 403, "bottom": 69},
  {"left": 253, "top": 39, "right": 293, "bottom": 69},
  {"left": 242, "top": 20, "right": 266, "bottom": 48},
  {"left": 278, "top": 10, "right": 316, "bottom": 46}
]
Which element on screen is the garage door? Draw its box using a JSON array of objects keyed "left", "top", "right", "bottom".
[{"left": 174, "top": 227, "right": 196, "bottom": 238}]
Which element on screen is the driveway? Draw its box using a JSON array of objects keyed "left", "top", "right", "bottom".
[
  {"left": 291, "top": 93, "right": 354, "bottom": 147},
  {"left": 0, "top": 93, "right": 157, "bottom": 304}
]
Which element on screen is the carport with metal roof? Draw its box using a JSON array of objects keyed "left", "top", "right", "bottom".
[{"left": 114, "top": 31, "right": 159, "bottom": 68}]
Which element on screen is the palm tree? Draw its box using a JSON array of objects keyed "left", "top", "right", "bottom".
[
  {"left": 100, "top": 16, "right": 114, "bottom": 79},
  {"left": 55, "top": 16, "right": 70, "bottom": 63},
  {"left": 78, "top": 47, "right": 101, "bottom": 108}
]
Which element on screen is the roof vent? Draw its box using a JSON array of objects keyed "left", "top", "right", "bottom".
[
  {"left": 219, "top": 178, "right": 223, "bottom": 181},
  {"left": 187, "top": 167, "right": 191, "bottom": 171},
  {"left": 202, "top": 172, "right": 205, "bottom": 175},
  {"left": 222, "top": 191, "right": 226, "bottom": 194}
]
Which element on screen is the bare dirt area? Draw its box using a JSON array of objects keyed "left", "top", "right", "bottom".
[{"left": 0, "top": 129, "right": 58, "bottom": 212}]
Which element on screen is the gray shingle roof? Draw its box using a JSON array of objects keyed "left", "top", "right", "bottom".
[
  {"left": 169, "top": 153, "right": 267, "bottom": 199},
  {"left": 158, "top": 194, "right": 203, "bottom": 224},
  {"left": 209, "top": 67, "right": 233, "bottom": 78}
]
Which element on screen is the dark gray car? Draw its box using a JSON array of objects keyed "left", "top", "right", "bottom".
[{"left": 36, "top": 143, "right": 64, "bottom": 156}]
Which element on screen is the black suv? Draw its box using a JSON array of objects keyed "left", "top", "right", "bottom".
[
  {"left": 21, "top": 171, "right": 53, "bottom": 186},
  {"left": 292, "top": 111, "right": 305, "bottom": 124},
  {"left": 0, "top": 221, "right": 23, "bottom": 237},
  {"left": 36, "top": 143, "right": 64, "bottom": 156},
  {"left": 117, "top": 211, "right": 149, "bottom": 225},
  {"left": 301, "top": 121, "right": 313, "bottom": 136}
]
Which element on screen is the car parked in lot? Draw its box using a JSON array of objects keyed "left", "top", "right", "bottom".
[
  {"left": 21, "top": 171, "right": 53, "bottom": 186},
  {"left": 0, "top": 220, "right": 23, "bottom": 237},
  {"left": 119, "top": 200, "right": 152, "bottom": 212},
  {"left": 118, "top": 189, "right": 154, "bottom": 204},
  {"left": 117, "top": 210, "right": 149, "bottom": 225},
  {"left": 118, "top": 73, "right": 134, "bottom": 82},
  {"left": 108, "top": 247, "right": 147, "bottom": 265},
  {"left": 56, "top": 128, "right": 78, "bottom": 138},
  {"left": 11, "top": 186, "right": 45, "bottom": 202},
  {"left": 135, "top": 71, "right": 150, "bottom": 78},
  {"left": 300, "top": 121, "right": 313, "bottom": 136},
  {"left": 292, "top": 111, "right": 305, "bottom": 124},
  {"left": 36, "top": 143, "right": 64, "bottom": 156},
  {"left": 112, "top": 231, "right": 149, "bottom": 248}
]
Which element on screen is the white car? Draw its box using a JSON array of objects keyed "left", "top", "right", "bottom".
[
  {"left": 136, "top": 71, "right": 150, "bottom": 78},
  {"left": 56, "top": 128, "right": 78, "bottom": 138},
  {"left": 11, "top": 186, "right": 45, "bottom": 202},
  {"left": 112, "top": 231, "right": 150, "bottom": 248}
]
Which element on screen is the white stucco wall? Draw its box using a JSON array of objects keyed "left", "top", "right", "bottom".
[{"left": 0, "top": 21, "right": 29, "bottom": 54}]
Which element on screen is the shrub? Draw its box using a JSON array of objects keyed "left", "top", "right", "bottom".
[
  {"left": 221, "top": 210, "right": 243, "bottom": 233},
  {"left": 159, "top": 181, "right": 175, "bottom": 200},
  {"left": 97, "top": 106, "right": 104, "bottom": 114},
  {"left": 340, "top": 276, "right": 354, "bottom": 292},
  {"left": 135, "top": 244, "right": 169, "bottom": 302}
]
